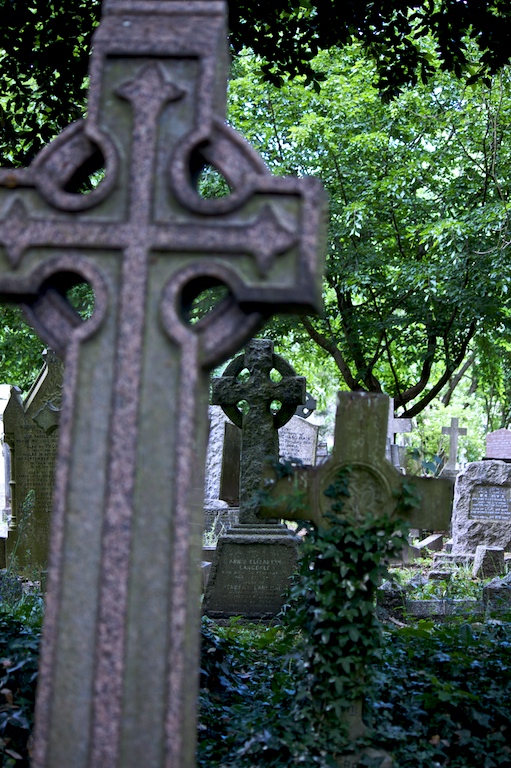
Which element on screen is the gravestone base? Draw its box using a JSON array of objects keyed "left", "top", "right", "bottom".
[
  {"left": 472, "top": 545, "right": 505, "bottom": 579},
  {"left": 203, "top": 502, "right": 239, "bottom": 539},
  {"left": 483, "top": 571, "right": 511, "bottom": 611},
  {"left": 451, "top": 461, "right": 511, "bottom": 553},
  {"left": 202, "top": 525, "right": 300, "bottom": 619}
]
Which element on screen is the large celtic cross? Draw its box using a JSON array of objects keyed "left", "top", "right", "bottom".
[{"left": 0, "top": 3, "right": 325, "bottom": 768}]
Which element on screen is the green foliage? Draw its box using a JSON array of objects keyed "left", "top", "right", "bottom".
[
  {"left": 199, "top": 614, "right": 511, "bottom": 767},
  {"left": 367, "top": 621, "right": 511, "bottom": 766},
  {"left": 282, "top": 470, "right": 409, "bottom": 717},
  {"left": 0, "top": 0, "right": 100, "bottom": 166},
  {"left": 1, "top": 0, "right": 510, "bottom": 165},
  {"left": 0, "top": 306, "right": 44, "bottom": 390},
  {"left": 229, "top": 1, "right": 511, "bottom": 99},
  {"left": 228, "top": 48, "right": 511, "bottom": 416},
  {"left": 0, "top": 612, "right": 40, "bottom": 768}
]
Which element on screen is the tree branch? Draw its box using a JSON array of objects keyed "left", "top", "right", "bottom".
[{"left": 300, "top": 316, "right": 361, "bottom": 391}]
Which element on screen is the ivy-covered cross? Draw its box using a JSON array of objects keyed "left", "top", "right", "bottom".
[{"left": 260, "top": 391, "right": 453, "bottom": 533}]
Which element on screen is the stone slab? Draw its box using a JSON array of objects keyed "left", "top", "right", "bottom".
[
  {"left": 483, "top": 571, "right": 511, "bottom": 610},
  {"left": 451, "top": 461, "right": 511, "bottom": 553},
  {"left": 486, "top": 428, "right": 511, "bottom": 460},
  {"left": 472, "top": 545, "right": 505, "bottom": 579},
  {"left": 433, "top": 552, "right": 474, "bottom": 565},
  {"left": 406, "top": 599, "right": 483, "bottom": 618},
  {"left": 416, "top": 533, "right": 444, "bottom": 552},
  {"left": 202, "top": 529, "right": 299, "bottom": 618}
]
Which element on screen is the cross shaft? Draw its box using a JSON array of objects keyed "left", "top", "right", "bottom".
[{"left": 0, "top": 2, "right": 326, "bottom": 767}]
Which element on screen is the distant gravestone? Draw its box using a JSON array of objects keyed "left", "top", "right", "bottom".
[
  {"left": 279, "top": 415, "right": 319, "bottom": 465},
  {"left": 203, "top": 407, "right": 238, "bottom": 535},
  {"left": 451, "top": 461, "right": 511, "bottom": 553},
  {"left": 386, "top": 397, "right": 413, "bottom": 469},
  {"left": 441, "top": 417, "right": 467, "bottom": 475},
  {"left": 486, "top": 428, "right": 511, "bottom": 460},
  {"left": 260, "top": 392, "right": 453, "bottom": 536},
  {"left": 203, "top": 339, "right": 305, "bottom": 618},
  {"left": 3, "top": 350, "right": 62, "bottom": 570},
  {"left": 219, "top": 421, "right": 241, "bottom": 506},
  {"left": 472, "top": 545, "right": 505, "bottom": 579}
]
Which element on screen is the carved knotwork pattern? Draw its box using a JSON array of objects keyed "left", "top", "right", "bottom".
[{"left": 321, "top": 465, "right": 390, "bottom": 524}]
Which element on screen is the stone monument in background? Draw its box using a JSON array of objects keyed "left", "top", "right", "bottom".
[
  {"left": 451, "top": 428, "right": 511, "bottom": 553},
  {"left": 386, "top": 397, "right": 413, "bottom": 471},
  {"left": 441, "top": 417, "right": 467, "bottom": 478},
  {"left": 203, "top": 339, "right": 306, "bottom": 619},
  {"left": 3, "top": 349, "right": 62, "bottom": 571}
]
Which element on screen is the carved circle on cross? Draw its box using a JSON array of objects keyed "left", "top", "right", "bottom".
[
  {"left": 219, "top": 350, "right": 299, "bottom": 430},
  {"left": 319, "top": 462, "right": 392, "bottom": 524}
]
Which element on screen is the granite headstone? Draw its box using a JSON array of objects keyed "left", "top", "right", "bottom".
[
  {"left": 451, "top": 461, "right": 511, "bottom": 553},
  {"left": 486, "top": 428, "right": 511, "bottom": 460},
  {"left": 3, "top": 350, "right": 62, "bottom": 570}
]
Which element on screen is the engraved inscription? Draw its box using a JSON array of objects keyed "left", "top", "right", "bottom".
[
  {"left": 469, "top": 485, "right": 511, "bottom": 521},
  {"left": 279, "top": 416, "right": 319, "bottom": 465},
  {"left": 205, "top": 542, "right": 298, "bottom": 614}
]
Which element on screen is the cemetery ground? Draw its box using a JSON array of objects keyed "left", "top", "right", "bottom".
[{"left": 1, "top": 533, "right": 511, "bottom": 767}]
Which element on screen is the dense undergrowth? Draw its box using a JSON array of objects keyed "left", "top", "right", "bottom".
[
  {"left": 1, "top": 469, "right": 511, "bottom": 767},
  {"left": 199, "top": 617, "right": 511, "bottom": 767},
  {"left": 0, "top": 597, "right": 42, "bottom": 768},
  {"left": 0, "top": 597, "right": 510, "bottom": 767}
]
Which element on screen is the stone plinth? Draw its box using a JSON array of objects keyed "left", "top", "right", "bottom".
[
  {"left": 472, "top": 545, "right": 505, "bottom": 579},
  {"left": 203, "top": 525, "right": 299, "bottom": 619}
]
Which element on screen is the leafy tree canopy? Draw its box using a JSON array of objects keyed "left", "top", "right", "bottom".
[
  {"left": 225, "top": 45, "right": 511, "bottom": 416},
  {"left": 1, "top": 0, "right": 511, "bottom": 165}
]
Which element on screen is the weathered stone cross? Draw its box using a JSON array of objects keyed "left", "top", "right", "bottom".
[
  {"left": 259, "top": 392, "right": 454, "bottom": 762},
  {"left": 386, "top": 396, "right": 413, "bottom": 467},
  {"left": 442, "top": 417, "right": 467, "bottom": 472},
  {"left": 212, "top": 338, "right": 305, "bottom": 524},
  {"left": 0, "top": 3, "right": 325, "bottom": 768},
  {"left": 260, "top": 392, "right": 453, "bottom": 533}
]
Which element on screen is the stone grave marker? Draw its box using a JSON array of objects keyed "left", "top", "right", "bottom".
[
  {"left": 441, "top": 417, "right": 467, "bottom": 475},
  {"left": 262, "top": 392, "right": 453, "bottom": 532},
  {"left": 0, "top": 2, "right": 326, "bottom": 766},
  {"left": 259, "top": 391, "right": 453, "bottom": 761},
  {"left": 203, "top": 339, "right": 306, "bottom": 618},
  {"left": 451, "top": 461, "right": 511, "bottom": 553},
  {"left": 486, "top": 428, "right": 511, "bottom": 460},
  {"left": 472, "top": 545, "right": 505, "bottom": 579},
  {"left": 3, "top": 349, "right": 62, "bottom": 571},
  {"left": 386, "top": 397, "right": 413, "bottom": 470},
  {"left": 279, "top": 414, "right": 319, "bottom": 465},
  {"left": 203, "top": 406, "right": 238, "bottom": 536}
]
